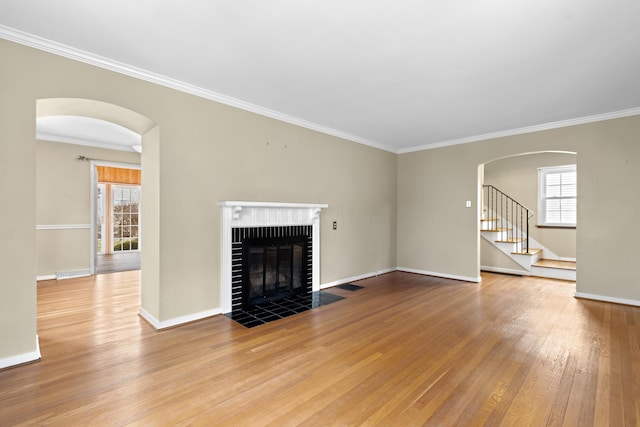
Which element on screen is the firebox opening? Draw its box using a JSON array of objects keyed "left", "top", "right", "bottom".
[{"left": 242, "top": 235, "right": 309, "bottom": 310}]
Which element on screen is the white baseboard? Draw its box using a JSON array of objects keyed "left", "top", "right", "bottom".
[
  {"left": 531, "top": 266, "right": 576, "bottom": 281},
  {"left": 373, "top": 267, "right": 398, "bottom": 276},
  {"left": 56, "top": 269, "right": 92, "bottom": 280},
  {"left": 139, "top": 307, "right": 222, "bottom": 331},
  {"left": 37, "top": 275, "right": 57, "bottom": 281},
  {"left": 0, "top": 335, "right": 41, "bottom": 370},
  {"left": 481, "top": 266, "right": 530, "bottom": 276},
  {"left": 575, "top": 292, "right": 640, "bottom": 307},
  {"left": 320, "top": 267, "right": 398, "bottom": 289},
  {"left": 398, "top": 267, "right": 481, "bottom": 283},
  {"left": 139, "top": 266, "right": 467, "bottom": 330}
]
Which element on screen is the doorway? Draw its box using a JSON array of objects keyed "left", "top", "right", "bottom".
[
  {"left": 479, "top": 151, "right": 577, "bottom": 279},
  {"left": 92, "top": 163, "right": 142, "bottom": 274}
]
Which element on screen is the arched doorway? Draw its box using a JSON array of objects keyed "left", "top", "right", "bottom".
[
  {"left": 35, "top": 98, "right": 157, "bottom": 277},
  {"left": 479, "top": 151, "right": 577, "bottom": 280}
]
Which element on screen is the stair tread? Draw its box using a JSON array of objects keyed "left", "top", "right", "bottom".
[
  {"left": 532, "top": 259, "right": 576, "bottom": 270},
  {"left": 480, "top": 218, "right": 499, "bottom": 222},
  {"left": 495, "top": 238, "right": 525, "bottom": 243},
  {"left": 511, "top": 248, "right": 542, "bottom": 255},
  {"left": 481, "top": 228, "right": 512, "bottom": 232}
]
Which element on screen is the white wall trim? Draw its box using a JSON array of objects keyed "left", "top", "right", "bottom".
[
  {"left": 140, "top": 266, "right": 472, "bottom": 331},
  {"left": 37, "top": 275, "right": 57, "bottom": 281},
  {"left": 0, "top": 25, "right": 395, "bottom": 154},
  {"left": 398, "top": 267, "right": 481, "bottom": 283},
  {"left": 320, "top": 267, "right": 398, "bottom": 289},
  {"left": 0, "top": 335, "right": 41, "bottom": 370},
  {"left": 575, "top": 292, "right": 640, "bottom": 308},
  {"left": 138, "top": 307, "right": 160, "bottom": 329},
  {"left": 220, "top": 201, "right": 329, "bottom": 209},
  {"left": 480, "top": 266, "right": 530, "bottom": 276},
  {"left": 399, "top": 107, "right": 640, "bottom": 154},
  {"left": 531, "top": 267, "right": 576, "bottom": 281},
  {"left": 3, "top": 26, "right": 639, "bottom": 156},
  {"left": 5, "top": 25, "right": 638, "bottom": 155},
  {"left": 56, "top": 269, "right": 92, "bottom": 280},
  {"left": 139, "top": 307, "right": 222, "bottom": 331},
  {"left": 36, "top": 224, "right": 91, "bottom": 230}
]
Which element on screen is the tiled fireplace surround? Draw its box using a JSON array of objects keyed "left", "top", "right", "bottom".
[{"left": 219, "top": 201, "right": 328, "bottom": 314}]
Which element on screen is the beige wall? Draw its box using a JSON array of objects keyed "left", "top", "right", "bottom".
[
  {"left": 483, "top": 152, "right": 577, "bottom": 259},
  {"left": 0, "top": 52, "right": 37, "bottom": 361},
  {"left": 36, "top": 140, "right": 140, "bottom": 277},
  {"left": 4, "top": 35, "right": 640, "bottom": 367},
  {"left": 480, "top": 239, "right": 526, "bottom": 273},
  {"left": 151, "top": 101, "right": 398, "bottom": 320},
  {"left": 0, "top": 38, "right": 397, "bottom": 362},
  {"left": 140, "top": 126, "right": 161, "bottom": 320},
  {"left": 398, "top": 116, "right": 640, "bottom": 301}
]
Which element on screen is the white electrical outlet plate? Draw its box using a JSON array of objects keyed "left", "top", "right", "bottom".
[{"left": 466, "top": 201, "right": 472, "bottom": 208}]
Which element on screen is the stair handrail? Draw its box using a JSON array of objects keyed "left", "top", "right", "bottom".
[{"left": 482, "top": 184, "right": 534, "bottom": 254}]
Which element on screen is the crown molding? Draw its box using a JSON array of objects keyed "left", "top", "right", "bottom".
[
  {"left": 0, "top": 25, "right": 397, "bottom": 154},
  {"left": 399, "top": 107, "right": 640, "bottom": 154},
  {"left": 3, "top": 25, "right": 638, "bottom": 156}
]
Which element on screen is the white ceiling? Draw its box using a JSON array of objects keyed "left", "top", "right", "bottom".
[
  {"left": 2, "top": 1, "right": 640, "bottom": 153},
  {"left": 37, "top": 116, "right": 142, "bottom": 152}
]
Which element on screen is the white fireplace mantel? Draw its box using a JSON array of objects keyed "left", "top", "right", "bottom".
[
  {"left": 219, "top": 201, "right": 328, "bottom": 313},
  {"left": 219, "top": 201, "right": 328, "bottom": 227}
]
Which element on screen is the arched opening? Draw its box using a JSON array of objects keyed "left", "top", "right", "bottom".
[
  {"left": 35, "top": 98, "right": 159, "bottom": 312},
  {"left": 479, "top": 151, "right": 577, "bottom": 281}
]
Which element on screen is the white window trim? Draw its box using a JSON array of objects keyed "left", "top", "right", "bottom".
[{"left": 537, "top": 164, "right": 577, "bottom": 227}]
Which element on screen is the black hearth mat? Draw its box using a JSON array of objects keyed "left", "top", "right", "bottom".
[
  {"left": 226, "top": 291, "right": 345, "bottom": 328},
  {"left": 335, "top": 283, "right": 364, "bottom": 291}
]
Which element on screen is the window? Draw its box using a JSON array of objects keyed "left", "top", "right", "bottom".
[
  {"left": 538, "top": 165, "right": 576, "bottom": 227},
  {"left": 112, "top": 185, "right": 140, "bottom": 252}
]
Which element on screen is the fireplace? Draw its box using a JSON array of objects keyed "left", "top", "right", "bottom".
[
  {"left": 219, "top": 201, "right": 328, "bottom": 314},
  {"left": 232, "top": 226, "right": 312, "bottom": 311},
  {"left": 244, "top": 236, "right": 308, "bottom": 308}
]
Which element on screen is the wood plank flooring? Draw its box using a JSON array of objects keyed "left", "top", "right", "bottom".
[
  {"left": 1, "top": 271, "right": 639, "bottom": 425},
  {"left": 96, "top": 252, "right": 141, "bottom": 274}
]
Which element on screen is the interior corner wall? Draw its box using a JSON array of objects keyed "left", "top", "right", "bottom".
[
  {"left": 1, "top": 37, "right": 398, "bottom": 341},
  {"left": 36, "top": 140, "right": 140, "bottom": 278},
  {"left": 140, "top": 126, "right": 160, "bottom": 320},
  {"left": 398, "top": 115, "right": 640, "bottom": 302}
]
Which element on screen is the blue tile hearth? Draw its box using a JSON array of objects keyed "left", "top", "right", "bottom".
[{"left": 226, "top": 291, "right": 344, "bottom": 328}]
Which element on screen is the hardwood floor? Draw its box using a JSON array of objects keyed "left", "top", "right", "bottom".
[
  {"left": 1, "top": 271, "right": 639, "bottom": 425},
  {"left": 96, "top": 251, "right": 141, "bottom": 274}
]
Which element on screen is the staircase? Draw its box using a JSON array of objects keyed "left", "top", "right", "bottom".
[{"left": 481, "top": 185, "right": 576, "bottom": 281}]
